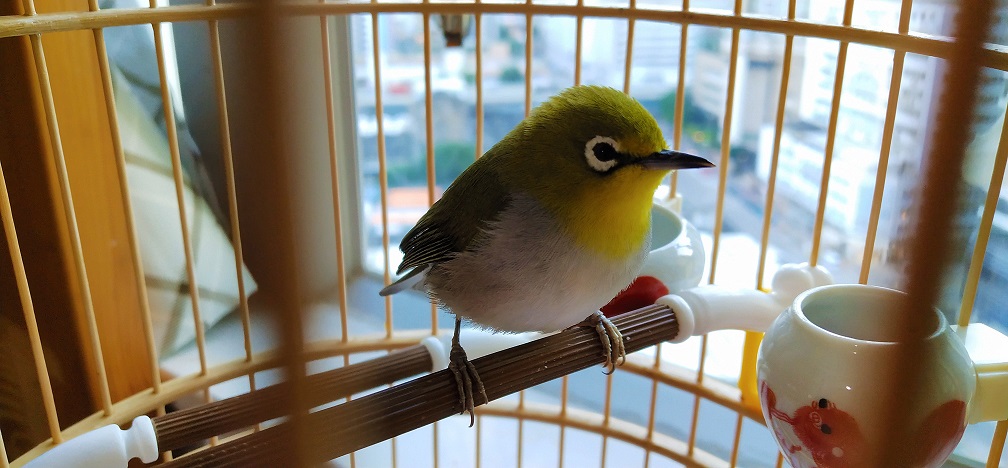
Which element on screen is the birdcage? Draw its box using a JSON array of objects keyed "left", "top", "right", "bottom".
[{"left": 1, "top": 0, "right": 1008, "bottom": 465}]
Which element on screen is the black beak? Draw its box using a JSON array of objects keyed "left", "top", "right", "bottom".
[{"left": 636, "top": 150, "right": 715, "bottom": 170}]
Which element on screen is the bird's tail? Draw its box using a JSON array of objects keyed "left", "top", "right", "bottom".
[{"left": 378, "top": 265, "right": 431, "bottom": 296}]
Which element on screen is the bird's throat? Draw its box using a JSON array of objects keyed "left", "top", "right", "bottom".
[{"left": 555, "top": 170, "right": 664, "bottom": 260}]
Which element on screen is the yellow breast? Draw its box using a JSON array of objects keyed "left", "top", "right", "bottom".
[{"left": 553, "top": 167, "right": 665, "bottom": 260}]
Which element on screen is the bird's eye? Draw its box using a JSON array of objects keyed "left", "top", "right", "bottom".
[{"left": 584, "top": 136, "right": 621, "bottom": 173}]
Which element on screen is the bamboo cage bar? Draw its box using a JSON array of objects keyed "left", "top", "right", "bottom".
[
  {"left": 524, "top": 0, "right": 532, "bottom": 117},
  {"left": 755, "top": 0, "right": 796, "bottom": 291},
  {"left": 474, "top": 1, "right": 484, "bottom": 157},
  {"left": 6, "top": 4, "right": 1008, "bottom": 72},
  {"left": 422, "top": 7, "right": 438, "bottom": 338},
  {"left": 573, "top": 0, "right": 583, "bottom": 86},
  {"left": 807, "top": 0, "right": 853, "bottom": 266},
  {"left": 0, "top": 161, "right": 62, "bottom": 443},
  {"left": 0, "top": 427, "right": 6, "bottom": 468},
  {"left": 212, "top": 22, "right": 257, "bottom": 371},
  {"left": 621, "top": 0, "right": 635, "bottom": 95},
  {"left": 26, "top": 28, "right": 115, "bottom": 417},
  {"left": 858, "top": 52, "right": 905, "bottom": 284},
  {"left": 989, "top": 420, "right": 1008, "bottom": 467},
  {"left": 150, "top": 17, "right": 210, "bottom": 375},
  {"left": 91, "top": 21, "right": 164, "bottom": 395},
  {"left": 667, "top": 1, "right": 687, "bottom": 201},
  {"left": 878, "top": 0, "right": 996, "bottom": 464},
  {"left": 856, "top": 0, "right": 912, "bottom": 285},
  {"left": 244, "top": 0, "right": 312, "bottom": 462},
  {"left": 370, "top": 5, "right": 394, "bottom": 338},
  {"left": 705, "top": 0, "right": 741, "bottom": 285},
  {"left": 959, "top": 102, "right": 1008, "bottom": 326}
]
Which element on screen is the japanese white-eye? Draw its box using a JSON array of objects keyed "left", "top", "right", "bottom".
[{"left": 380, "top": 85, "right": 713, "bottom": 422}]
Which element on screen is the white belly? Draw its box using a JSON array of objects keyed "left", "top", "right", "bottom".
[{"left": 424, "top": 194, "right": 649, "bottom": 333}]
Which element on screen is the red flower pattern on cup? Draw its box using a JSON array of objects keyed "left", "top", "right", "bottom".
[
  {"left": 760, "top": 381, "right": 967, "bottom": 467},
  {"left": 761, "top": 381, "right": 865, "bottom": 467}
]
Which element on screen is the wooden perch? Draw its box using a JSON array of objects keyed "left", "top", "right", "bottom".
[
  {"left": 161, "top": 304, "right": 679, "bottom": 467},
  {"left": 153, "top": 344, "right": 434, "bottom": 453}
]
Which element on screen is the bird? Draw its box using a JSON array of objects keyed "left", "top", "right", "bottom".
[{"left": 379, "top": 85, "right": 713, "bottom": 424}]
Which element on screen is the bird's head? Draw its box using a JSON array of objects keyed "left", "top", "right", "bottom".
[
  {"left": 497, "top": 86, "right": 713, "bottom": 258},
  {"left": 505, "top": 86, "right": 712, "bottom": 205}
]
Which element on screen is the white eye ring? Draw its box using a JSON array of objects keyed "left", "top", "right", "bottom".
[{"left": 584, "top": 136, "right": 620, "bottom": 173}]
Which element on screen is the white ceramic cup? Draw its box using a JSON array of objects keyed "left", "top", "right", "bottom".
[
  {"left": 640, "top": 200, "right": 705, "bottom": 294},
  {"left": 757, "top": 284, "right": 983, "bottom": 467}
]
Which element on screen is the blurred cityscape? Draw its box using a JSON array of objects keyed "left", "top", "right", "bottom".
[{"left": 349, "top": 0, "right": 1008, "bottom": 332}]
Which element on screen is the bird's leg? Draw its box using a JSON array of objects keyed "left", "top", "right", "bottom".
[
  {"left": 448, "top": 317, "right": 488, "bottom": 426},
  {"left": 576, "top": 311, "right": 626, "bottom": 374}
]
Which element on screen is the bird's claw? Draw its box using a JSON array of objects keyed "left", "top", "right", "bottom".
[
  {"left": 581, "top": 311, "right": 626, "bottom": 374},
  {"left": 448, "top": 342, "right": 487, "bottom": 427}
]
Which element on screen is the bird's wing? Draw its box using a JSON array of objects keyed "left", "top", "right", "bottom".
[
  {"left": 397, "top": 156, "right": 511, "bottom": 275},
  {"left": 378, "top": 264, "right": 431, "bottom": 296}
]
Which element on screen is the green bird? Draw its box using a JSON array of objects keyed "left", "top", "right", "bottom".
[{"left": 380, "top": 85, "right": 713, "bottom": 422}]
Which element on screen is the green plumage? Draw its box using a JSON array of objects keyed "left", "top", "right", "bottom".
[
  {"left": 396, "top": 157, "right": 510, "bottom": 274},
  {"left": 394, "top": 85, "right": 665, "bottom": 279}
]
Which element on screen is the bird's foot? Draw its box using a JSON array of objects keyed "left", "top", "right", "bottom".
[
  {"left": 578, "top": 311, "right": 626, "bottom": 374},
  {"left": 448, "top": 341, "right": 488, "bottom": 427}
]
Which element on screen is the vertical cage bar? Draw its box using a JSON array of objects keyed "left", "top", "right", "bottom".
[
  {"left": 422, "top": 10, "right": 438, "bottom": 337},
  {"left": 643, "top": 378, "right": 659, "bottom": 438},
  {"left": 558, "top": 373, "right": 568, "bottom": 466},
  {"left": 668, "top": 19, "right": 688, "bottom": 200},
  {"left": 90, "top": 17, "right": 163, "bottom": 396},
  {"left": 421, "top": 10, "right": 437, "bottom": 468},
  {"left": 0, "top": 160, "right": 62, "bottom": 442},
  {"left": 26, "top": 30, "right": 114, "bottom": 415},
  {"left": 756, "top": 0, "right": 796, "bottom": 290},
  {"left": 475, "top": 414, "right": 482, "bottom": 468},
  {"left": 150, "top": 19, "right": 209, "bottom": 375},
  {"left": 371, "top": 10, "right": 394, "bottom": 337},
  {"left": 431, "top": 417, "right": 438, "bottom": 468},
  {"left": 517, "top": 9, "right": 533, "bottom": 462},
  {"left": 475, "top": 2, "right": 484, "bottom": 157},
  {"left": 728, "top": 413, "right": 743, "bottom": 467},
  {"left": 241, "top": 0, "right": 311, "bottom": 459},
  {"left": 516, "top": 415, "right": 524, "bottom": 468},
  {"left": 958, "top": 107, "right": 1008, "bottom": 325},
  {"left": 808, "top": 0, "right": 855, "bottom": 266},
  {"left": 860, "top": 0, "right": 911, "bottom": 284},
  {"left": 524, "top": 0, "right": 532, "bottom": 116},
  {"left": 202, "top": 5, "right": 260, "bottom": 427},
  {"left": 319, "top": 15, "right": 350, "bottom": 346},
  {"left": 561, "top": 1, "right": 581, "bottom": 446},
  {"left": 0, "top": 427, "right": 7, "bottom": 468},
  {"left": 209, "top": 11, "right": 258, "bottom": 413},
  {"left": 707, "top": 0, "right": 741, "bottom": 285},
  {"left": 574, "top": 0, "right": 583, "bottom": 86},
  {"left": 879, "top": 0, "right": 994, "bottom": 463},
  {"left": 459, "top": 21, "right": 481, "bottom": 457},
  {"left": 988, "top": 420, "right": 1008, "bottom": 468},
  {"left": 621, "top": 0, "right": 635, "bottom": 94},
  {"left": 686, "top": 334, "right": 708, "bottom": 455},
  {"left": 557, "top": 419, "right": 565, "bottom": 467},
  {"left": 858, "top": 51, "right": 905, "bottom": 284},
  {"left": 317, "top": 31, "right": 354, "bottom": 468}
]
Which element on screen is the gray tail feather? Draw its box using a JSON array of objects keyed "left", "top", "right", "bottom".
[{"left": 378, "top": 265, "right": 431, "bottom": 296}]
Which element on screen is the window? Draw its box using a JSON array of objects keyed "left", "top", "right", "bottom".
[{"left": 348, "top": 3, "right": 1008, "bottom": 465}]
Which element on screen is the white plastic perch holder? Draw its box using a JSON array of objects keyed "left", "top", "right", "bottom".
[
  {"left": 659, "top": 262, "right": 835, "bottom": 340},
  {"left": 24, "top": 415, "right": 159, "bottom": 467}
]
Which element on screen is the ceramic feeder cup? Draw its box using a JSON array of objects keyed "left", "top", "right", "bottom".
[{"left": 756, "top": 284, "right": 1005, "bottom": 468}]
